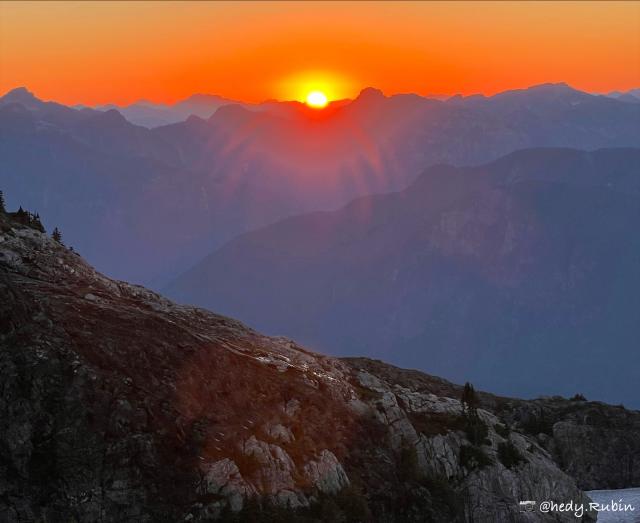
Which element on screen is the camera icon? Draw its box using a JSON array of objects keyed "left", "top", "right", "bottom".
[{"left": 519, "top": 500, "right": 536, "bottom": 512}]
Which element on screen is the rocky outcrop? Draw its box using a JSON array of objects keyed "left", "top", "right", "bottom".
[
  {"left": 495, "top": 397, "right": 640, "bottom": 490},
  {"left": 354, "top": 358, "right": 640, "bottom": 497},
  {"left": 1, "top": 210, "right": 636, "bottom": 521}
]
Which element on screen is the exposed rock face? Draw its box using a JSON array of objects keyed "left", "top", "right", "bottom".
[
  {"left": 354, "top": 358, "right": 640, "bottom": 497},
  {"left": 1, "top": 211, "right": 636, "bottom": 521},
  {"left": 497, "top": 397, "right": 640, "bottom": 490}
]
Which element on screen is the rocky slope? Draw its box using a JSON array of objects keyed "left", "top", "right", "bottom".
[
  {"left": 351, "top": 359, "right": 640, "bottom": 493},
  {"left": 2, "top": 210, "right": 638, "bottom": 522}
]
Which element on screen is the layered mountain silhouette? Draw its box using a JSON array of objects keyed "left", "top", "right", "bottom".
[
  {"left": 166, "top": 148, "right": 640, "bottom": 407},
  {"left": 90, "top": 93, "right": 243, "bottom": 128},
  {"left": 2, "top": 84, "right": 639, "bottom": 286},
  {"left": 606, "top": 88, "right": 640, "bottom": 104}
]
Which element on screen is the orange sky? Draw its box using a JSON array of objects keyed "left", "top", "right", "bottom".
[{"left": 1, "top": 1, "right": 639, "bottom": 105}]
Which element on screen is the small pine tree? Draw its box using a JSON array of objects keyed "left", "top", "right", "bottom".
[
  {"left": 0, "top": 190, "right": 5, "bottom": 213},
  {"left": 15, "top": 206, "right": 29, "bottom": 225},
  {"left": 461, "top": 382, "right": 489, "bottom": 445},
  {"left": 32, "top": 212, "right": 45, "bottom": 233},
  {"left": 398, "top": 442, "right": 422, "bottom": 483},
  {"left": 497, "top": 441, "right": 525, "bottom": 469},
  {"left": 461, "top": 382, "right": 478, "bottom": 416},
  {"left": 52, "top": 227, "right": 63, "bottom": 244}
]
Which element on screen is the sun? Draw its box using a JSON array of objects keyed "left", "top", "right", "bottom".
[{"left": 306, "top": 90, "right": 328, "bottom": 109}]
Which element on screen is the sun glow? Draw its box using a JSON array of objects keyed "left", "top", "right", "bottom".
[
  {"left": 276, "top": 71, "right": 354, "bottom": 107},
  {"left": 306, "top": 90, "right": 328, "bottom": 108}
]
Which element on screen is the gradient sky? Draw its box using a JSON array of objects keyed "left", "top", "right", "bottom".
[{"left": 1, "top": 1, "right": 639, "bottom": 105}]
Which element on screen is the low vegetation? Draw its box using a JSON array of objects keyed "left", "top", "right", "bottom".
[
  {"left": 407, "top": 411, "right": 466, "bottom": 437},
  {"left": 494, "top": 422, "right": 510, "bottom": 439},
  {"left": 520, "top": 414, "right": 554, "bottom": 436},
  {"left": 459, "top": 444, "right": 492, "bottom": 470},
  {"left": 497, "top": 441, "right": 526, "bottom": 469}
]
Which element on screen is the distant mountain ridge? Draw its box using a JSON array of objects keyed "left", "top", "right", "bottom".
[
  {"left": 605, "top": 87, "right": 640, "bottom": 104},
  {"left": 86, "top": 92, "right": 352, "bottom": 128},
  {"left": 75, "top": 83, "right": 640, "bottom": 128},
  {"left": 166, "top": 147, "right": 640, "bottom": 408},
  {"left": 2, "top": 83, "right": 640, "bottom": 286},
  {"left": 91, "top": 92, "right": 243, "bottom": 128}
]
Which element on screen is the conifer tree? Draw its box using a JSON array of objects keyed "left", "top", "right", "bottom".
[
  {"left": 32, "top": 212, "right": 45, "bottom": 233},
  {"left": 15, "top": 206, "right": 28, "bottom": 225},
  {"left": 461, "top": 382, "right": 478, "bottom": 416},
  {"left": 461, "top": 381, "right": 488, "bottom": 446},
  {"left": 52, "top": 227, "right": 63, "bottom": 244},
  {"left": 0, "top": 190, "right": 5, "bottom": 213}
]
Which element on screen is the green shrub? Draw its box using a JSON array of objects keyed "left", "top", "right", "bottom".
[
  {"left": 464, "top": 416, "right": 490, "bottom": 446},
  {"left": 421, "top": 476, "right": 460, "bottom": 514},
  {"left": 408, "top": 411, "right": 466, "bottom": 436},
  {"left": 494, "top": 422, "right": 510, "bottom": 439},
  {"left": 520, "top": 415, "right": 554, "bottom": 436},
  {"left": 497, "top": 441, "right": 526, "bottom": 469},
  {"left": 459, "top": 444, "right": 492, "bottom": 470},
  {"left": 335, "top": 483, "right": 372, "bottom": 522},
  {"left": 398, "top": 444, "right": 422, "bottom": 483}
]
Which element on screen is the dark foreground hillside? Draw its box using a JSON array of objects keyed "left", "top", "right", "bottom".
[{"left": 1, "top": 208, "right": 639, "bottom": 522}]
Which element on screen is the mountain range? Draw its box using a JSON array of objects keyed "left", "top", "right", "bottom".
[
  {"left": 88, "top": 93, "right": 244, "bottom": 128},
  {"left": 84, "top": 87, "right": 640, "bottom": 128},
  {"left": 606, "top": 88, "right": 640, "bottom": 104},
  {"left": 2, "top": 83, "right": 640, "bottom": 286},
  {"left": 166, "top": 147, "right": 640, "bottom": 407}
]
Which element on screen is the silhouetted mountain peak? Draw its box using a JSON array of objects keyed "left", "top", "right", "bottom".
[
  {"left": 96, "top": 108, "right": 129, "bottom": 125},
  {"left": 530, "top": 81, "right": 572, "bottom": 90},
  {"left": 174, "top": 93, "right": 235, "bottom": 111},
  {"left": 528, "top": 82, "right": 587, "bottom": 97},
  {"left": 128, "top": 99, "right": 159, "bottom": 108},
  {"left": 513, "top": 82, "right": 588, "bottom": 101},
  {"left": 0, "top": 86, "right": 39, "bottom": 106},
  {"left": 178, "top": 93, "right": 223, "bottom": 103},
  {"left": 69, "top": 108, "right": 134, "bottom": 134},
  {"left": 355, "top": 87, "right": 386, "bottom": 103},
  {"left": 208, "top": 103, "right": 255, "bottom": 124},
  {"left": 185, "top": 114, "right": 206, "bottom": 124},
  {"left": 461, "top": 82, "right": 596, "bottom": 111}
]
